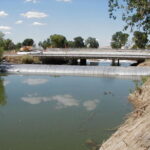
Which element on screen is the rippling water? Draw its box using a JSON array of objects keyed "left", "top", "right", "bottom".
[{"left": 0, "top": 75, "right": 136, "bottom": 150}]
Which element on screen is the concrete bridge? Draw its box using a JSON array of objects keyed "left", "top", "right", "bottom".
[{"left": 4, "top": 49, "right": 150, "bottom": 65}]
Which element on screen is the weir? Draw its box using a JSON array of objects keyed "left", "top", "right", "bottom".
[{"left": 1, "top": 64, "right": 150, "bottom": 77}]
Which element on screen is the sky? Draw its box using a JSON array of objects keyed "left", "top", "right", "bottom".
[{"left": 0, "top": 0, "right": 127, "bottom": 47}]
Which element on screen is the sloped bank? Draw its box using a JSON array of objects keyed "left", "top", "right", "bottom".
[{"left": 99, "top": 78, "right": 150, "bottom": 150}]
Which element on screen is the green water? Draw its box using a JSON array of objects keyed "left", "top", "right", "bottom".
[{"left": 0, "top": 75, "right": 135, "bottom": 150}]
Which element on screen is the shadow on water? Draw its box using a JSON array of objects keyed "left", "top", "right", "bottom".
[{"left": 0, "top": 77, "right": 7, "bottom": 106}]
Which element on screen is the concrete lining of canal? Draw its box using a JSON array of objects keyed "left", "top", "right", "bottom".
[{"left": 1, "top": 64, "right": 150, "bottom": 76}]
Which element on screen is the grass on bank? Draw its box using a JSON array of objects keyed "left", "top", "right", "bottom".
[{"left": 4, "top": 55, "right": 41, "bottom": 64}]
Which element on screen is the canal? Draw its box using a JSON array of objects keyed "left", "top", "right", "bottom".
[{"left": 0, "top": 74, "right": 136, "bottom": 150}]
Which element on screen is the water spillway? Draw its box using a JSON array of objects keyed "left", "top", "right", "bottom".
[{"left": 1, "top": 64, "right": 150, "bottom": 77}]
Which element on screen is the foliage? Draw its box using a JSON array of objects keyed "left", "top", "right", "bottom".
[
  {"left": 3, "top": 39, "right": 15, "bottom": 50},
  {"left": 67, "top": 41, "right": 75, "bottom": 48},
  {"left": 74, "top": 36, "right": 85, "bottom": 48},
  {"left": 15, "top": 42, "right": 22, "bottom": 50},
  {"left": 50, "top": 34, "right": 67, "bottom": 48},
  {"left": 22, "top": 39, "right": 34, "bottom": 46},
  {"left": 132, "top": 31, "right": 148, "bottom": 49},
  {"left": 111, "top": 31, "right": 129, "bottom": 49},
  {"left": 85, "top": 37, "right": 99, "bottom": 48},
  {"left": 142, "top": 76, "right": 150, "bottom": 84},
  {"left": 39, "top": 38, "right": 51, "bottom": 49},
  {"left": 108, "top": 0, "right": 150, "bottom": 34},
  {"left": 0, "top": 47, "right": 3, "bottom": 62},
  {"left": 0, "top": 78, "right": 6, "bottom": 106}
]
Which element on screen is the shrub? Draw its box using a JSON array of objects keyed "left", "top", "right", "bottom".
[{"left": 21, "top": 55, "right": 41, "bottom": 64}]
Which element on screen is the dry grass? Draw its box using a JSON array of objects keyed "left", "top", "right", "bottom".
[{"left": 4, "top": 55, "right": 41, "bottom": 64}]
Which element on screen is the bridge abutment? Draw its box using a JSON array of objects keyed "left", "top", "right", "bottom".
[{"left": 80, "top": 59, "right": 87, "bottom": 65}]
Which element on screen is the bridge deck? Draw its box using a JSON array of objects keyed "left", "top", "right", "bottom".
[{"left": 4, "top": 49, "right": 150, "bottom": 60}]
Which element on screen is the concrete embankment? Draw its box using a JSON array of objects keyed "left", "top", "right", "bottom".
[
  {"left": 1, "top": 64, "right": 150, "bottom": 77},
  {"left": 99, "top": 78, "right": 150, "bottom": 150}
]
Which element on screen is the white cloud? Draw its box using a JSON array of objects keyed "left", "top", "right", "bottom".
[
  {"left": 25, "top": 0, "right": 38, "bottom": 3},
  {"left": 4, "top": 32, "right": 11, "bottom": 35},
  {"left": 32, "top": 22, "right": 46, "bottom": 26},
  {"left": 23, "top": 78, "right": 48, "bottom": 85},
  {"left": 0, "top": 11, "right": 8, "bottom": 17},
  {"left": 83, "top": 100, "right": 99, "bottom": 111},
  {"left": 21, "top": 11, "right": 48, "bottom": 19},
  {"left": 15, "top": 20, "right": 23, "bottom": 24},
  {"left": 56, "top": 0, "right": 72, "bottom": 2},
  {"left": 0, "top": 26, "right": 11, "bottom": 30}
]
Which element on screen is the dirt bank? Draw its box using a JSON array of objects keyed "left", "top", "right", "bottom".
[
  {"left": 138, "top": 60, "right": 150, "bottom": 66},
  {"left": 99, "top": 79, "right": 150, "bottom": 150}
]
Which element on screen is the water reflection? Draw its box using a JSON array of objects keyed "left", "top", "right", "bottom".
[
  {"left": 22, "top": 78, "right": 48, "bottom": 85},
  {"left": 83, "top": 100, "right": 99, "bottom": 111},
  {"left": 0, "top": 78, "right": 7, "bottom": 106},
  {"left": 22, "top": 94, "right": 79, "bottom": 108},
  {"left": 21, "top": 94, "right": 100, "bottom": 111}
]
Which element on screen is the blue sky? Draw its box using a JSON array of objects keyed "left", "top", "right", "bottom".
[{"left": 0, "top": 0, "right": 127, "bottom": 46}]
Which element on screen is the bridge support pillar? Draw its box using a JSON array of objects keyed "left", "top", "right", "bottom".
[
  {"left": 117, "top": 59, "right": 120, "bottom": 66},
  {"left": 112, "top": 59, "right": 120, "bottom": 66},
  {"left": 80, "top": 59, "right": 86, "bottom": 65},
  {"left": 112, "top": 59, "right": 116, "bottom": 66}
]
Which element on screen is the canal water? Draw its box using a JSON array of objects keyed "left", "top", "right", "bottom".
[{"left": 0, "top": 74, "right": 136, "bottom": 150}]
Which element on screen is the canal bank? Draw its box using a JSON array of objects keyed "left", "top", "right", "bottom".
[{"left": 99, "top": 78, "right": 150, "bottom": 150}]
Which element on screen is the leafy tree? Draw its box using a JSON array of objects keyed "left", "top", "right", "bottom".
[
  {"left": 3, "top": 39, "right": 15, "bottom": 50},
  {"left": 39, "top": 38, "right": 51, "bottom": 49},
  {"left": 15, "top": 42, "right": 22, "bottom": 50},
  {"left": 0, "top": 78, "right": 6, "bottom": 106},
  {"left": 85, "top": 37, "right": 99, "bottom": 48},
  {"left": 67, "top": 41, "right": 75, "bottom": 48},
  {"left": 132, "top": 31, "right": 148, "bottom": 49},
  {"left": 50, "top": 34, "right": 67, "bottom": 48},
  {"left": 0, "top": 48, "right": 3, "bottom": 62},
  {"left": 108, "top": 0, "right": 150, "bottom": 34},
  {"left": 74, "top": 36, "right": 85, "bottom": 48},
  {"left": 22, "top": 39, "right": 34, "bottom": 46},
  {"left": 111, "top": 31, "right": 129, "bottom": 49}
]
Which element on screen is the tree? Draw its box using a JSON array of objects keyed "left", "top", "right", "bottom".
[
  {"left": 0, "top": 78, "right": 6, "bottom": 106},
  {"left": 111, "top": 31, "right": 129, "bottom": 49},
  {"left": 39, "top": 38, "right": 51, "bottom": 49},
  {"left": 22, "top": 39, "right": 34, "bottom": 46},
  {"left": 132, "top": 31, "right": 148, "bottom": 49},
  {"left": 108, "top": 0, "right": 150, "bottom": 34},
  {"left": 0, "top": 48, "right": 3, "bottom": 63},
  {"left": 50, "top": 34, "right": 67, "bottom": 48},
  {"left": 67, "top": 41, "right": 75, "bottom": 48},
  {"left": 3, "top": 39, "right": 15, "bottom": 50},
  {"left": 74, "top": 36, "right": 85, "bottom": 48},
  {"left": 85, "top": 37, "right": 99, "bottom": 48},
  {"left": 15, "top": 42, "right": 22, "bottom": 50}
]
